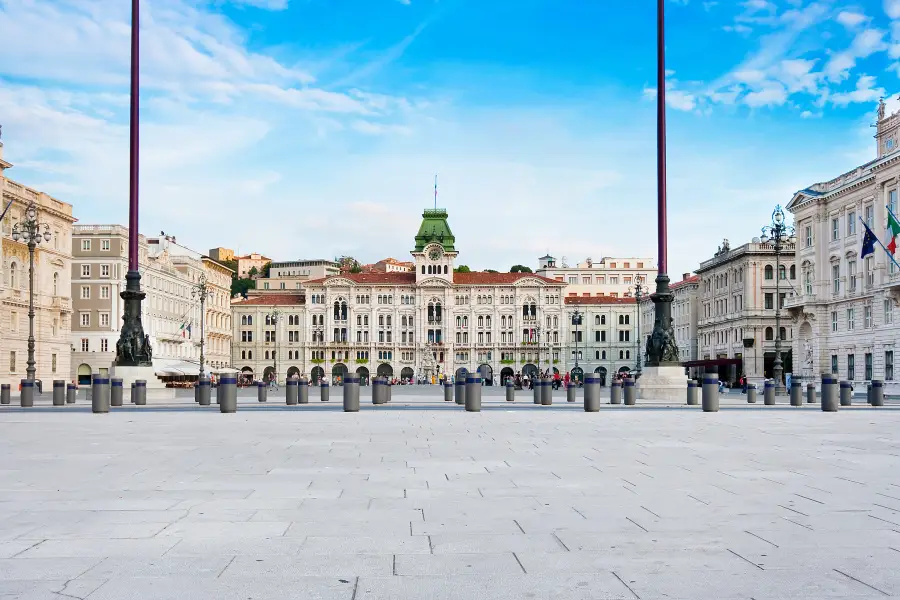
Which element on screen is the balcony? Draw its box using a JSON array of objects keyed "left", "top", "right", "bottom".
[{"left": 427, "top": 317, "right": 443, "bottom": 324}]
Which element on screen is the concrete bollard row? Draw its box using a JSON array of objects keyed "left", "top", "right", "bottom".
[
  {"left": 321, "top": 380, "right": 330, "bottom": 402},
  {"left": 541, "top": 377, "right": 552, "bottom": 406},
  {"left": 871, "top": 380, "right": 884, "bottom": 407},
  {"left": 219, "top": 376, "right": 237, "bottom": 413},
  {"left": 66, "top": 383, "right": 76, "bottom": 404},
  {"left": 839, "top": 381, "right": 852, "bottom": 406},
  {"left": 257, "top": 381, "right": 267, "bottom": 403},
  {"left": 623, "top": 376, "right": 636, "bottom": 406},
  {"left": 286, "top": 378, "right": 298, "bottom": 405},
  {"left": 197, "top": 377, "right": 210, "bottom": 406},
  {"left": 822, "top": 374, "right": 838, "bottom": 412},
  {"left": 0, "top": 383, "right": 10, "bottom": 405},
  {"left": 20, "top": 379, "right": 34, "bottom": 407},
  {"left": 532, "top": 379, "right": 541, "bottom": 404},
  {"left": 763, "top": 380, "right": 775, "bottom": 405},
  {"left": 372, "top": 377, "right": 384, "bottom": 405},
  {"left": 134, "top": 380, "right": 146, "bottom": 406},
  {"left": 701, "top": 372, "right": 719, "bottom": 412},
  {"left": 455, "top": 378, "right": 466, "bottom": 405},
  {"left": 806, "top": 383, "right": 816, "bottom": 404},
  {"left": 746, "top": 382, "right": 757, "bottom": 403},
  {"left": 343, "top": 374, "right": 360, "bottom": 412},
  {"left": 299, "top": 377, "right": 309, "bottom": 404},
  {"left": 465, "top": 375, "right": 482, "bottom": 412},
  {"left": 505, "top": 379, "right": 514, "bottom": 402},
  {"left": 110, "top": 378, "right": 124, "bottom": 407},
  {"left": 789, "top": 380, "right": 802, "bottom": 407},
  {"left": 610, "top": 380, "right": 622, "bottom": 405},
  {"left": 584, "top": 374, "right": 600, "bottom": 412},
  {"left": 445, "top": 379, "right": 454, "bottom": 402},
  {"left": 567, "top": 383, "right": 576, "bottom": 403},
  {"left": 53, "top": 380, "right": 66, "bottom": 406},
  {"left": 91, "top": 373, "right": 109, "bottom": 413},
  {"left": 686, "top": 379, "right": 699, "bottom": 406}
]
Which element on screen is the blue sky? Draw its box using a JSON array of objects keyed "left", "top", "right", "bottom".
[{"left": 0, "top": 0, "right": 897, "bottom": 277}]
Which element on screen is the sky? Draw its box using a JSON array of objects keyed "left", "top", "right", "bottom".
[{"left": 0, "top": 0, "right": 898, "bottom": 279}]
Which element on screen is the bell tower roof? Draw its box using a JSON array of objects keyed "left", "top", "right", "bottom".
[{"left": 413, "top": 208, "right": 456, "bottom": 252}]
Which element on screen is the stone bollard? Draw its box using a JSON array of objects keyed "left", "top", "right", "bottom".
[
  {"left": 505, "top": 379, "right": 514, "bottom": 402},
  {"left": 822, "top": 374, "right": 839, "bottom": 412},
  {"left": 444, "top": 379, "right": 453, "bottom": 402},
  {"left": 763, "top": 380, "right": 775, "bottom": 405},
  {"left": 343, "top": 374, "right": 360, "bottom": 412},
  {"left": 871, "top": 380, "right": 885, "bottom": 407},
  {"left": 623, "top": 376, "right": 636, "bottom": 406},
  {"left": 286, "top": 378, "right": 298, "bottom": 405},
  {"left": 215, "top": 379, "right": 221, "bottom": 405},
  {"left": 839, "top": 381, "right": 852, "bottom": 407},
  {"left": 610, "top": 380, "right": 622, "bottom": 405},
  {"left": 372, "top": 377, "right": 384, "bottom": 405},
  {"left": 134, "top": 380, "right": 147, "bottom": 406},
  {"left": 219, "top": 375, "right": 237, "bottom": 413},
  {"left": 321, "top": 380, "right": 330, "bottom": 402},
  {"left": 20, "top": 379, "right": 35, "bottom": 407},
  {"left": 806, "top": 383, "right": 816, "bottom": 404},
  {"left": 532, "top": 379, "right": 541, "bottom": 404},
  {"left": 91, "top": 373, "right": 109, "bottom": 413},
  {"left": 789, "top": 380, "right": 802, "bottom": 407},
  {"left": 131, "top": 382, "right": 138, "bottom": 405},
  {"left": 701, "top": 372, "right": 719, "bottom": 412},
  {"left": 465, "top": 374, "right": 482, "bottom": 412},
  {"left": 541, "top": 377, "right": 552, "bottom": 406},
  {"left": 110, "top": 378, "right": 124, "bottom": 407},
  {"left": 197, "top": 376, "right": 210, "bottom": 406},
  {"left": 257, "top": 381, "right": 267, "bottom": 403},
  {"left": 52, "top": 380, "right": 66, "bottom": 406},
  {"left": 686, "top": 380, "right": 699, "bottom": 406},
  {"left": 66, "top": 383, "right": 76, "bottom": 404},
  {"left": 194, "top": 381, "right": 200, "bottom": 403},
  {"left": 0, "top": 383, "right": 9, "bottom": 405},
  {"left": 567, "top": 383, "right": 576, "bottom": 403},
  {"left": 455, "top": 378, "right": 466, "bottom": 406},
  {"left": 299, "top": 377, "right": 310, "bottom": 404},
  {"left": 584, "top": 374, "right": 600, "bottom": 412},
  {"left": 386, "top": 380, "right": 393, "bottom": 403},
  {"left": 747, "top": 382, "right": 757, "bottom": 404}
]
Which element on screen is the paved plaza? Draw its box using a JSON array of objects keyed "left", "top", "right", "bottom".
[{"left": 1, "top": 387, "right": 899, "bottom": 599}]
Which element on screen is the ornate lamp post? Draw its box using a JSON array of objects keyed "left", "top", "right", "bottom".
[
  {"left": 267, "top": 308, "right": 281, "bottom": 384},
  {"left": 571, "top": 308, "right": 583, "bottom": 371},
  {"left": 629, "top": 280, "right": 646, "bottom": 377},
  {"left": 11, "top": 201, "right": 51, "bottom": 382},
  {"left": 760, "top": 205, "right": 796, "bottom": 394},
  {"left": 645, "top": 0, "right": 680, "bottom": 369},
  {"left": 191, "top": 273, "right": 212, "bottom": 379}
]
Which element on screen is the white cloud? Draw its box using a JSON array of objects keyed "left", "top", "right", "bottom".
[
  {"left": 887, "top": 0, "right": 900, "bottom": 20},
  {"left": 836, "top": 11, "right": 869, "bottom": 29},
  {"left": 230, "top": 0, "right": 290, "bottom": 9},
  {"left": 830, "top": 74, "right": 885, "bottom": 106},
  {"left": 743, "top": 83, "right": 788, "bottom": 107}
]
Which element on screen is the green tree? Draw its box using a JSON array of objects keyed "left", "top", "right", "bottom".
[
  {"left": 484, "top": 269, "right": 498, "bottom": 273},
  {"left": 510, "top": 265, "right": 533, "bottom": 273},
  {"left": 261, "top": 262, "right": 272, "bottom": 278},
  {"left": 248, "top": 266, "right": 259, "bottom": 278},
  {"left": 454, "top": 265, "right": 472, "bottom": 273},
  {"left": 231, "top": 278, "right": 255, "bottom": 298},
  {"left": 349, "top": 261, "right": 363, "bottom": 273}
]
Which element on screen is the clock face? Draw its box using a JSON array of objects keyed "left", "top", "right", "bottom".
[{"left": 428, "top": 247, "right": 442, "bottom": 260}]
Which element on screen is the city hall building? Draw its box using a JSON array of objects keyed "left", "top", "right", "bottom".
[{"left": 232, "top": 208, "right": 578, "bottom": 384}]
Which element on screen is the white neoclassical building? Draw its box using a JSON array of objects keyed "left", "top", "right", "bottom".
[
  {"left": 0, "top": 141, "right": 75, "bottom": 387},
  {"left": 785, "top": 99, "right": 900, "bottom": 393},
  {"left": 232, "top": 208, "right": 570, "bottom": 385}
]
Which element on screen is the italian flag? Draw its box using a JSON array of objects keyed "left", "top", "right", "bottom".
[
  {"left": 889, "top": 211, "right": 900, "bottom": 255},
  {"left": 179, "top": 322, "right": 187, "bottom": 337}
]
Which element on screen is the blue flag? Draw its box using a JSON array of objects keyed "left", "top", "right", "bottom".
[{"left": 860, "top": 223, "right": 877, "bottom": 259}]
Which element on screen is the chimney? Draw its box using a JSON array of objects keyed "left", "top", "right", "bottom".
[{"left": 682, "top": 272, "right": 690, "bottom": 281}]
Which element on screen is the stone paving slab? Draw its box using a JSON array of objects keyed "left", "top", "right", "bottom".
[{"left": 2, "top": 390, "right": 900, "bottom": 599}]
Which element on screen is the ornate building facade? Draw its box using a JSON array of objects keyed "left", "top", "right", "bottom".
[
  {"left": 0, "top": 142, "right": 75, "bottom": 386},
  {"left": 232, "top": 209, "right": 570, "bottom": 384},
  {"left": 785, "top": 99, "right": 900, "bottom": 393}
]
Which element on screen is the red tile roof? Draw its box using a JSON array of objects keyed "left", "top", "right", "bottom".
[
  {"left": 671, "top": 275, "right": 700, "bottom": 290},
  {"left": 234, "top": 294, "right": 305, "bottom": 306},
  {"left": 564, "top": 296, "right": 637, "bottom": 305},
  {"left": 303, "top": 271, "right": 564, "bottom": 287}
]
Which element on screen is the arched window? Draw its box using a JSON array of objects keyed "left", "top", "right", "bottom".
[
  {"left": 241, "top": 315, "right": 246, "bottom": 325},
  {"left": 779, "top": 326, "right": 787, "bottom": 340},
  {"left": 402, "top": 315, "right": 407, "bottom": 327},
  {"left": 265, "top": 351, "right": 270, "bottom": 360},
  {"left": 601, "top": 315, "right": 606, "bottom": 325},
  {"left": 595, "top": 315, "right": 600, "bottom": 326},
  {"left": 444, "top": 265, "right": 448, "bottom": 274},
  {"left": 778, "top": 265, "right": 786, "bottom": 280},
  {"left": 765, "top": 327, "right": 774, "bottom": 341},
  {"left": 601, "top": 351, "right": 606, "bottom": 360},
  {"left": 456, "top": 316, "right": 462, "bottom": 327},
  {"left": 486, "top": 316, "right": 491, "bottom": 328},
  {"left": 421, "top": 265, "right": 425, "bottom": 274},
  {"left": 247, "top": 315, "right": 252, "bottom": 325},
  {"left": 789, "top": 265, "right": 796, "bottom": 279},
  {"left": 478, "top": 316, "right": 484, "bottom": 327},
  {"left": 463, "top": 316, "right": 468, "bottom": 327},
  {"left": 248, "top": 351, "right": 252, "bottom": 359},
  {"left": 53, "top": 272, "right": 59, "bottom": 296},
  {"left": 265, "top": 315, "right": 271, "bottom": 325},
  {"left": 386, "top": 315, "right": 392, "bottom": 327},
  {"left": 764, "top": 265, "right": 773, "bottom": 280}
]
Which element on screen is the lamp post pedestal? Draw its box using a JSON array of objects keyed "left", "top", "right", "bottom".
[{"left": 638, "top": 274, "right": 687, "bottom": 403}]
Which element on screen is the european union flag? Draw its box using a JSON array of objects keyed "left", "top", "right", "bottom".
[{"left": 861, "top": 224, "right": 877, "bottom": 259}]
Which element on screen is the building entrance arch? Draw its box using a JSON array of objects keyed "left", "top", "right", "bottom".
[
  {"left": 263, "top": 366, "right": 275, "bottom": 382},
  {"left": 377, "top": 363, "right": 393, "bottom": 378},
  {"left": 400, "top": 367, "right": 414, "bottom": 382},
  {"left": 594, "top": 366, "right": 607, "bottom": 386},
  {"left": 356, "top": 366, "right": 369, "bottom": 386},
  {"left": 310, "top": 366, "right": 324, "bottom": 385},
  {"left": 570, "top": 366, "right": 584, "bottom": 383},
  {"left": 287, "top": 366, "right": 300, "bottom": 380},
  {"left": 332, "top": 363, "right": 348, "bottom": 383},
  {"left": 478, "top": 364, "right": 493, "bottom": 385},
  {"left": 522, "top": 363, "right": 538, "bottom": 380},
  {"left": 500, "top": 367, "right": 514, "bottom": 385},
  {"left": 455, "top": 367, "right": 468, "bottom": 383},
  {"left": 77, "top": 363, "right": 92, "bottom": 385}
]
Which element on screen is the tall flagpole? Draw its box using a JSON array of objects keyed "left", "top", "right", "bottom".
[
  {"left": 115, "top": 0, "right": 151, "bottom": 369},
  {"left": 646, "top": 0, "right": 679, "bottom": 367},
  {"left": 434, "top": 174, "right": 438, "bottom": 210}
]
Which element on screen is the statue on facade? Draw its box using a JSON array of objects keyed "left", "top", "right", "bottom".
[
  {"left": 879, "top": 97, "right": 886, "bottom": 121},
  {"left": 804, "top": 340, "right": 814, "bottom": 369},
  {"left": 143, "top": 334, "right": 153, "bottom": 361},
  {"left": 646, "top": 316, "right": 679, "bottom": 365}
]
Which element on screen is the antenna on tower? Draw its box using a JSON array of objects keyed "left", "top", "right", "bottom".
[{"left": 434, "top": 174, "right": 438, "bottom": 210}]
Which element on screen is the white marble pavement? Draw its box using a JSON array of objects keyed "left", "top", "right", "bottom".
[{"left": 0, "top": 391, "right": 899, "bottom": 599}]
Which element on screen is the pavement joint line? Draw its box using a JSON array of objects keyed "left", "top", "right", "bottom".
[
  {"left": 427, "top": 535, "right": 433, "bottom": 554},
  {"left": 216, "top": 556, "right": 236, "bottom": 579},
  {"left": 512, "top": 552, "right": 527, "bottom": 574},
  {"left": 513, "top": 519, "right": 526, "bottom": 534},
  {"left": 727, "top": 548, "right": 764, "bottom": 571},
  {"left": 794, "top": 493, "right": 825, "bottom": 505},
  {"left": 873, "top": 503, "right": 900, "bottom": 513},
  {"left": 10, "top": 538, "right": 45, "bottom": 558},
  {"left": 744, "top": 530, "right": 779, "bottom": 548},
  {"left": 835, "top": 476, "right": 866, "bottom": 486},
  {"left": 392, "top": 554, "right": 397, "bottom": 576},
  {"left": 687, "top": 494, "right": 710, "bottom": 505},
  {"left": 783, "top": 517, "right": 813, "bottom": 531},
  {"left": 351, "top": 576, "right": 360, "bottom": 600},
  {"left": 640, "top": 506, "right": 661, "bottom": 519},
  {"left": 625, "top": 517, "right": 648, "bottom": 533},
  {"left": 551, "top": 532, "right": 570, "bottom": 552},
  {"left": 571, "top": 508, "right": 587, "bottom": 520},
  {"left": 777, "top": 504, "right": 809, "bottom": 517},
  {"left": 868, "top": 514, "right": 900, "bottom": 527},
  {"left": 612, "top": 571, "right": 641, "bottom": 599},
  {"left": 761, "top": 477, "right": 785, "bottom": 486},
  {"left": 877, "top": 492, "right": 900, "bottom": 502},
  {"left": 622, "top": 479, "right": 637, "bottom": 487},
  {"left": 833, "top": 568, "right": 891, "bottom": 596}
]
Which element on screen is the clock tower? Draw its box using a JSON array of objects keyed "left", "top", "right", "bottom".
[{"left": 412, "top": 208, "right": 457, "bottom": 284}]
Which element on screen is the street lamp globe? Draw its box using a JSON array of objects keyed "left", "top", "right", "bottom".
[{"left": 760, "top": 233, "right": 770, "bottom": 244}]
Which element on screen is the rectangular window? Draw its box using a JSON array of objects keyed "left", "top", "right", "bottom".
[
  {"left": 849, "top": 260, "right": 857, "bottom": 291},
  {"left": 805, "top": 225, "right": 813, "bottom": 247},
  {"left": 100, "top": 339, "right": 108, "bottom": 352},
  {"left": 101, "top": 239, "right": 110, "bottom": 251},
  {"left": 886, "top": 351, "right": 894, "bottom": 381},
  {"left": 610, "top": 277, "right": 619, "bottom": 285},
  {"left": 80, "top": 285, "right": 90, "bottom": 299},
  {"left": 567, "top": 276, "right": 576, "bottom": 284},
  {"left": 891, "top": 190, "right": 898, "bottom": 216},
  {"left": 81, "top": 239, "right": 91, "bottom": 251},
  {"left": 832, "top": 218, "right": 839, "bottom": 241},
  {"left": 80, "top": 313, "right": 90, "bottom": 327},
  {"left": 100, "top": 285, "right": 110, "bottom": 299},
  {"left": 831, "top": 311, "right": 838, "bottom": 332},
  {"left": 846, "top": 308, "right": 855, "bottom": 330},
  {"left": 595, "top": 331, "right": 601, "bottom": 342},
  {"left": 864, "top": 305, "right": 872, "bottom": 328},
  {"left": 9, "top": 351, "right": 15, "bottom": 372},
  {"left": 866, "top": 257, "right": 875, "bottom": 287},
  {"left": 831, "top": 355, "right": 838, "bottom": 375},
  {"left": 848, "top": 354, "right": 855, "bottom": 381},
  {"left": 847, "top": 212, "right": 856, "bottom": 235},
  {"left": 832, "top": 264, "right": 840, "bottom": 294},
  {"left": 865, "top": 353, "right": 873, "bottom": 381},
  {"left": 100, "top": 313, "right": 110, "bottom": 327},
  {"left": 81, "top": 264, "right": 90, "bottom": 277},
  {"left": 765, "top": 293, "right": 774, "bottom": 310},
  {"left": 51, "top": 354, "right": 57, "bottom": 373},
  {"left": 886, "top": 299, "right": 894, "bottom": 325},
  {"left": 581, "top": 277, "right": 591, "bottom": 285},
  {"left": 81, "top": 338, "right": 89, "bottom": 352},
  {"left": 865, "top": 205, "right": 874, "bottom": 228}
]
